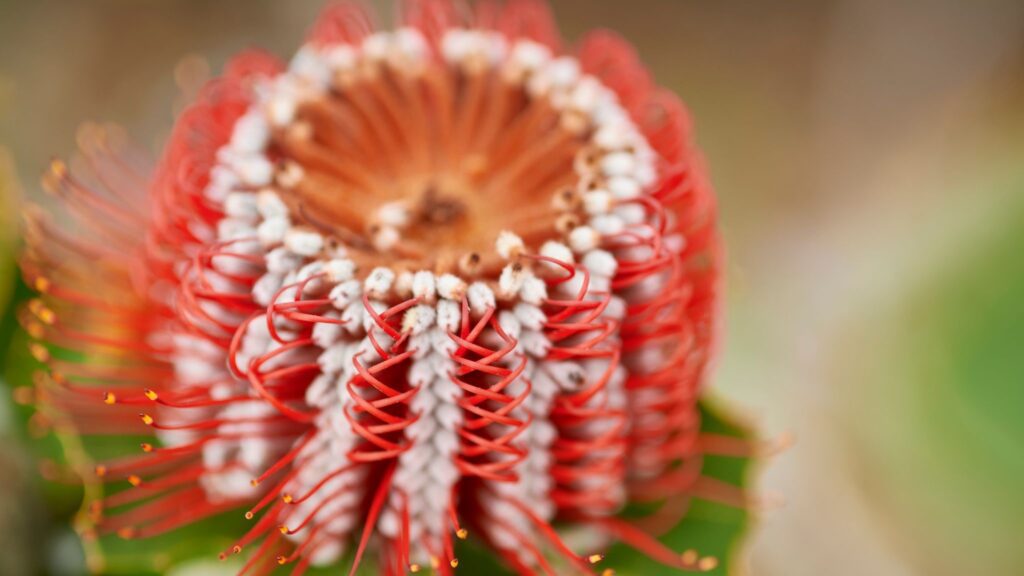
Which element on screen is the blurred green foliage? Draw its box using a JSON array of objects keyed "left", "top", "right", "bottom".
[{"left": 844, "top": 173, "right": 1024, "bottom": 575}]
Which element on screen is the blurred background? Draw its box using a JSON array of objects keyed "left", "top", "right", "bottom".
[{"left": 2, "top": 0, "right": 1023, "bottom": 574}]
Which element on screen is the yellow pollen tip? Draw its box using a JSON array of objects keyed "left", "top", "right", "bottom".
[
  {"left": 588, "top": 554, "right": 605, "bottom": 564},
  {"left": 37, "top": 308, "right": 56, "bottom": 325},
  {"left": 127, "top": 475, "right": 141, "bottom": 487},
  {"left": 50, "top": 159, "right": 68, "bottom": 178},
  {"left": 276, "top": 555, "right": 287, "bottom": 565},
  {"left": 141, "top": 443, "right": 153, "bottom": 452},
  {"left": 140, "top": 413, "right": 154, "bottom": 426},
  {"left": 602, "top": 570, "right": 616, "bottom": 576},
  {"left": 430, "top": 557, "right": 441, "bottom": 569},
  {"left": 450, "top": 559, "right": 459, "bottom": 568},
  {"left": 278, "top": 525, "right": 289, "bottom": 534},
  {"left": 244, "top": 511, "right": 254, "bottom": 520},
  {"left": 233, "top": 545, "right": 242, "bottom": 554},
  {"left": 104, "top": 392, "right": 117, "bottom": 405},
  {"left": 410, "top": 564, "right": 421, "bottom": 573},
  {"left": 250, "top": 479, "right": 260, "bottom": 487},
  {"left": 26, "top": 323, "right": 44, "bottom": 339},
  {"left": 144, "top": 389, "right": 158, "bottom": 401},
  {"left": 94, "top": 465, "right": 107, "bottom": 477},
  {"left": 282, "top": 493, "right": 293, "bottom": 503},
  {"left": 456, "top": 528, "right": 468, "bottom": 539},
  {"left": 681, "top": 550, "right": 699, "bottom": 565},
  {"left": 34, "top": 277, "right": 50, "bottom": 293},
  {"left": 29, "top": 343, "right": 50, "bottom": 362},
  {"left": 698, "top": 557, "right": 719, "bottom": 572}
]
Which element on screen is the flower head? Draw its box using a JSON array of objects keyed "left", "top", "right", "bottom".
[{"left": 20, "top": 1, "right": 726, "bottom": 573}]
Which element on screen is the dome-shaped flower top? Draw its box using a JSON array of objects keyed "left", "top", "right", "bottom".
[{"left": 20, "top": 1, "right": 728, "bottom": 574}]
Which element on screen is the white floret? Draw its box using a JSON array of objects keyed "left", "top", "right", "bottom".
[
  {"left": 607, "top": 176, "right": 641, "bottom": 200},
  {"left": 230, "top": 111, "right": 271, "bottom": 154},
  {"left": 601, "top": 152, "right": 637, "bottom": 178},
  {"left": 582, "top": 189, "right": 614, "bottom": 215},
  {"left": 323, "top": 259, "right": 356, "bottom": 283},
  {"left": 496, "top": 230, "right": 525, "bottom": 260},
  {"left": 590, "top": 214, "right": 625, "bottom": 236},
  {"left": 467, "top": 282, "right": 495, "bottom": 314},
  {"left": 402, "top": 304, "right": 436, "bottom": 335},
  {"left": 498, "top": 264, "right": 526, "bottom": 297},
  {"left": 284, "top": 228, "right": 324, "bottom": 257},
  {"left": 257, "top": 217, "right": 289, "bottom": 246},
  {"left": 582, "top": 249, "right": 618, "bottom": 278},
  {"left": 265, "top": 247, "right": 303, "bottom": 275},
  {"left": 568, "top": 226, "right": 600, "bottom": 253},
  {"left": 364, "top": 267, "right": 395, "bottom": 298},
  {"left": 519, "top": 274, "right": 547, "bottom": 305},
  {"left": 329, "top": 280, "right": 362, "bottom": 309},
  {"left": 257, "top": 190, "right": 289, "bottom": 219},
  {"left": 436, "top": 274, "right": 467, "bottom": 301},
  {"left": 411, "top": 271, "right": 437, "bottom": 301},
  {"left": 224, "top": 192, "right": 259, "bottom": 220},
  {"left": 376, "top": 202, "right": 411, "bottom": 228},
  {"left": 436, "top": 299, "right": 461, "bottom": 332}
]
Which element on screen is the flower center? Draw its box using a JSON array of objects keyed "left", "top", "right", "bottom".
[{"left": 213, "top": 28, "right": 657, "bottom": 303}]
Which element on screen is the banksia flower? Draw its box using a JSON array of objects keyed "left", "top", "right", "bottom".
[{"left": 19, "top": 1, "right": 738, "bottom": 574}]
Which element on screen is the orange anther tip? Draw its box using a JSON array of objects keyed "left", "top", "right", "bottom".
[
  {"left": 282, "top": 494, "right": 293, "bottom": 503},
  {"left": 26, "top": 323, "right": 44, "bottom": 339},
  {"left": 140, "top": 413, "right": 154, "bottom": 425},
  {"left": 104, "top": 392, "right": 117, "bottom": 405},
  {"left": 218, "top": 553, "right": 227, "bottom": 561},
  {"left": 244, "top": 511, "right": 254, "bottom": 520},
  {"left": 29, "top": 343, "right": 49, "bottom": 362},
  {"left": 38, "top": 308, "right": 56, "bottom": 325},
  {"left": 278, "top": 525, "right": 289, "bottom": 534},
  {"left": 50, "top": 159, "right": 68, "bottom": 177},
  {"left": 456, "top": 528, "right": 468, "bottom": 539},
  {"left": 450, "top": 559, "right": 459, "bottom": 568},
  {"left": 698, "top": 557, "right": 719, "bottom": 572},
  {"left": 602, "top": 570, "right": 615, "bottom": 576},
  {"left": 34, "top": 277, "right": 50, "bottom": 293},
  {"left": 144, "top": 389, "right": 158, "bottom": 401},
  {"left": 681, "top": 550, "right": 699, "bottom": 565},
  {"left": 410, "top": 564, "right": 421, "bottom": 573},
  {"left": 250, "top": 479, "right": 260, "bottom": 487},
  {"left": 276, "top": 556, "right": 287, "bottom": 565},
  {"left": 127, "top": 475, "right": 141, "bottom": 487},
  {"left": 117, "top": 527, "right": 135, "bottom": 539},
  {"left": 141, "top": 443, "right": 153, "bottom": 452},
  {"left": 94, "top": 465, "right": 107, "bottom": 477},
  {"left": 233, "top": 545, "right": 242, "bottom": 554},
  {"left": 588, "top": 554, "right": 605, "bottom": 564}
]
